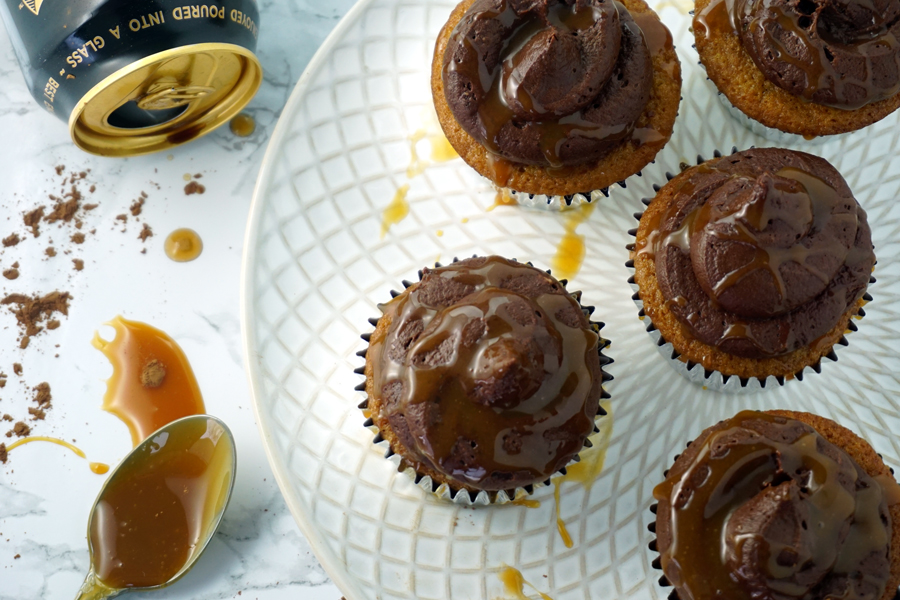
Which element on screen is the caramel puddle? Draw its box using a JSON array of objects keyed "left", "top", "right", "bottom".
[{"left": 92, "top": 316, "right": 205, "bottom": 446}]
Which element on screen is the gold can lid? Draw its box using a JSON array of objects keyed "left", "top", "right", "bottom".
[{"left": 69, "top": 43, "right": 262, "bottom": 157}]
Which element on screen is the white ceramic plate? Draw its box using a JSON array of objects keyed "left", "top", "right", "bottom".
[{"left": 241, "top": 2, "right": 900, "bottom": 599}]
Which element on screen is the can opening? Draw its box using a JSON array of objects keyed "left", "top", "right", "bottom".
[{"left": 106, "top": 101, "right": 190, "bottom": 130}]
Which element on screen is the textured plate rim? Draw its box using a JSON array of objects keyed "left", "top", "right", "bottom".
[{"left": 239, "top": 2, "right": 380, "bottom": 599}]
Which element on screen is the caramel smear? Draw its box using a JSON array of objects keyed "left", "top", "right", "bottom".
[
  {"left": 6, "top": 436, "right": 108, "bottom": 474},
  {"left": 551, "top": 202, "right": 596, "bottom": 282},
  {"left": 498, "top": 566, "right": 554, "bottom": 600},
  {"left": 92, "top": 316, "right": 205, "bottom": 446},
  {"left": 488, "top": 188, "right": 519, "bottom": 212},
  {"left": 552, "top": 400, "right": 614, "bottom": 547},
  {"left": 407, "top": 128, "right": 459, "bottom": 179},
  {"left": 381, "top": 184, "right": 410, "bottom": 238}
]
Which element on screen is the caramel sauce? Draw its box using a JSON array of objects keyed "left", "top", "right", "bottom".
[
  {"left": 551, "top": 202, "right": 595, "bottom": 282},
  {"left": 6, "top": 436, "right": 109, "bottom": 475},
  {"left": 87, "top": 417, "right": 233, "bottom": 591},
  {"left": 381, "top": 184, "right": 410, "bottom": 238},
  {"left": 488, "top": 188, "right": 519, "bottom": 212},
  {"left": 875, "top": 474, "right": 900, "bottom": 506},
  {"left": 92, "top": 316, "right": 205, "bottom": 447},
  {"left": 229, "top": 113, "right": 256, "bottom": 137},
  {"left": 408, "top": 129, "right": 459, "bottom": 178},
  {"left": 498, "top": 566, "right": 554, "bottom": 600},
  {"left": 511, "top": 497, "right": 541, "bottom": 509},
  {"left": 552, "top": 400, "right": 613, "bottom": 546},
  {"left": 653, "top": 411, "right": 892, "bottom": 600},
  {"left": 165, "top": 229, "right": 203, "bottom": 263}
]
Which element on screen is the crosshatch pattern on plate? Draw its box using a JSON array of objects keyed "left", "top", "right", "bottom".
[{"left": 244, "top": 1, "right": 900, "bottom": 599}]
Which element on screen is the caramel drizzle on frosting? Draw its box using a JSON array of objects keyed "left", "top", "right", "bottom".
[
  {"left": 653, "top": 411, "right": 893, "bottom": 600},
  {"left": 442, "top": 0, "right": 674, "bottom": 170},
  {"left": 369, "top": 257, "right": 600, "bottom": 490}
]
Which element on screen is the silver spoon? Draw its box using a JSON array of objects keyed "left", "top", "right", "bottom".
[{"left": 74, "top": 415, "right": 237, "bottom": 600}]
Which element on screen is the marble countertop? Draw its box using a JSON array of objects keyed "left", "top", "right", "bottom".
[{"left": 0, "top": 1, "right": 357, "bottom": 598}]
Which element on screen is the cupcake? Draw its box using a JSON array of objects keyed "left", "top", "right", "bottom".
[
  {"left": 431, "top": 0, "right": 681, "bottom": 197},
  {"left": 693, "top": 0, "right": 900, "bottom": 138},
  {"left": 651, "top": 409, "right": 900, "bottom": 600},
  {"left": 629, "top": 147, "right": 875, "bottom": 387},
  {"left": 358, "top": 256, "right": 611, "bottom": 504}
]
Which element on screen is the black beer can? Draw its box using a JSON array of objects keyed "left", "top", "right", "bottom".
[{"left": 0, "top": 0, "right": 262, "bottom": 156}]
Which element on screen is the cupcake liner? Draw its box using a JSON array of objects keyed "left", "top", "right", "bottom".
[
  {"left": 509, "top": 185, "right": 615, "bottom": 212},
  {"left": 625, "top": 150, "right": 876, "bottom": 394},
  {"left": 355, "top": 257, "right": 613, "bottom": 506}
]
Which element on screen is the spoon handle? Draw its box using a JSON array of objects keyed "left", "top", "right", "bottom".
[{"left": 74, "top": 571, "right": 120, "bottom": 600}]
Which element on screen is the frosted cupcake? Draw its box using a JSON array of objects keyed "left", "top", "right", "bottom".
[
  {"left": 359, "top": 256, "right": 611, "bottom": 504},
  {"left": 694, "top": 0, "right": 900, "bottom": 138},
  {"left": 432, "top": 0, "right": 681, "bottom": 198}
]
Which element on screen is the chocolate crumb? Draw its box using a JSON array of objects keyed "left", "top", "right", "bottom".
[
  {"left": 55, "top": 165, "right": 65, "bottom": 176},
  {"left": 72, "top": 259, "right": 84, "bottom": 272},
  {"left": 184, "top": 181, "right": 206, "bottom": 195},
  {"left": 45, "top": 198, "right": 79, "bottom": 224},
  {"left": 141, "top": 360, "right": 166, "bottom": 388},
  {"left": 130, "top": 198, "right": 145, "bottom": 216},
  {"left": 1, "top": 414, "right": 11, "bottom": 422},
  {"left": 27, "top": 407, "right": 45, "bottom": 421},
  {"left": 0, "top": 443, "right": 6, "bottom": 464},
  {"left": 194, "top": 173, "right": 203, "bottom": 179},
  {"left": 19, "top": 337, "right": 29, "bottom": 349},
  {"left": 12, "top": 364, "right": 21, "bottom": 376},
  {"left": 1, "top": 292, "right": 71, "bottom": 344},
  {"left": 139, "top": 223, "right": 153, "bottom": 242},
  {"left": 23, "top": 207, "right": 44, "bottom": 237},
  {"left": 47, "top": 320, "right": 60, "bottom": 330},
  {"left": 116, "top": 214, "right": 128, "bottom": 222},
  {"left": 2, "top": 269, "right": 18, "bottom": 281},
  {"left": 12, "top": 262, "right": 18, "bottom": 268},
  {"left": 140, "top": 191, "right": 148, "bottom": 199},
  {"left": 45, "top": 247, "right": 56, "bottom": 257},
  {"left": 71, "top": 233, "right": 85, "bottom": 244},
  {"left": 2, "top": 234, "right": 19, "bottom": 247},
  {"left": 12, "top": 422, "right": 30, "bottom": 437},
  {"left": 89, "top": 185, "right": 96, "bottom": 193},
  {"left": 33, "top": 383, "right": 51, "bottom": 408},
  {"left": 83, "top": 203, "right": 98, "bottom": 211}
]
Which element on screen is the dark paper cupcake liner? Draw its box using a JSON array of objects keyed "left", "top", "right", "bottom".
[
  {"left": 625, "top": 150, "right": 875, "bottom": 394},
  {"left": 509, "top": 183, "right": 621, "bottom": 211},
  {"left": 355, "top": 257, "right": 613, "bottom": 506}
]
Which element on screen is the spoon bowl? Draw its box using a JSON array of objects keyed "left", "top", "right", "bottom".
[{"left": 75, "top": 414, "right": 237, "bottom": 600}]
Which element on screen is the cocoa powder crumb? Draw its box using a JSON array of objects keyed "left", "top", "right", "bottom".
[
  {"left": 28, "top": 407, "right": 45, "bottom": 421},
  {"left": 12, "top": 421, "right": 30, "bottom": 437},
  {"left": 139, "top": 224, "right": 153, "bottom": 242},
  {"left": 45, "top": 198, "right": 79, "bottom": 224},
  {"left": 2, "top": 234, "right": 19, "bottom": 247},
  {"left": 12, "top": 364, "right": 21, "bottom": 376},
  {"left": 0, "top": 443, "right": 6, "bottom": 464},
  {"left": 72, "top": 259, "right": 84, "bottom": 272},
  {"left": 130, "top": 198, "right": 145, "bottom": 216},
  {"left": 2, "top": 269, "right": 18, "bottom": 280},
  {"left": 71, "top": 233, "right": 85, "bottom": 244},
  {"left": 141, "top": 360, "right": 166, "bottom": 388},
  {"left": 33, "top": 383, "right": 51, "bottom": 407},
  {"left": 23, "top": 207, "right": 45, "bottom": 237},
  {"left": 184, "top": 181, "right": 206, "bottom": 195},
  {"left": 1, "top": 292, "right": 72, "bottom": 343},
  {"left": 45, "top": 247, "right": 56, "bottom": 257},
  {"left": 83, "top": 203, "right": 98, "bottom": 211}
]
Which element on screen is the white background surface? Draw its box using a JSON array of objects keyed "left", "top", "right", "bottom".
[{"left": 0, "top": 1, "right": 354, "bottom": 598}]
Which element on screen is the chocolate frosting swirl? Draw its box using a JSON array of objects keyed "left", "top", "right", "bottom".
[
  {"left": 369, "top": 256, "right": 602, "bottom": 492},
  {"left": 442, "top": 0, "right": 652, "bottom": 167},
  {"left": 654, "top": 411, "right": 893, "bottom": 600},
  {"left": 650, "top": 148, "right": 874, "bottom": 359},
  {"left": 733, "top": 0, "right": 900, "bottom": 109}
]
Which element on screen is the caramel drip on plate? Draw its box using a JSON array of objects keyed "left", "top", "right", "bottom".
[
  {"left": 551, "top": 202, "right": 596, "bottom": 282},
  {"left": 93, "top": 316, "right": 206, "bottom": 447},
  {"left": 6, "top": 436, "right": 109, "bottom": 474},
  {"left": 653, "top": 411, "right": 892, "bottom": 600},
  {"left": 498, "top": 566, "right": 554, "bottom": 600},
  {"left": 381, "top": 184, "right": 410, "bottom": 238},
  {"left": 165, "top": 229, "right": 203, "bottom": 262}
]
